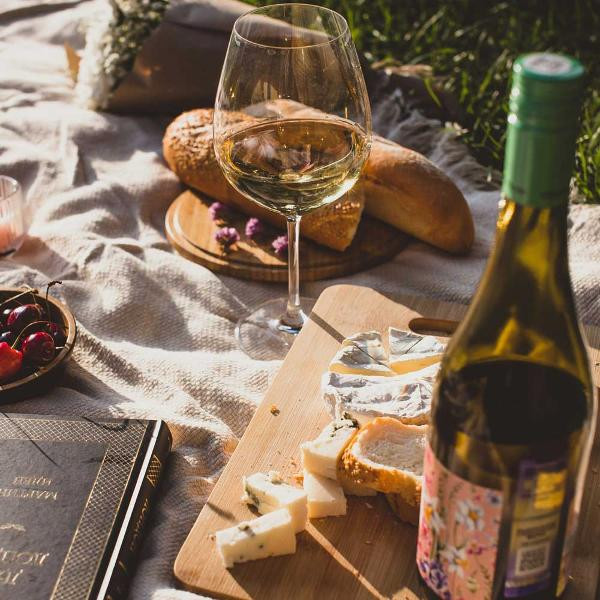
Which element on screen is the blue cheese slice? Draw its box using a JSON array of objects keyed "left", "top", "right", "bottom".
[
  {"left": 241, "top": 471, "right": 307, "bottom": 533},
  {"left": 329, "top": 331, "right": 394, "bottom": 377},
  {"left": 388, "top": 328, "right": 444, "bottom": 374},
  {"left": 322, "top": 363, "right": 438, "bottom": 426},
  {"left": 303, "top": 470, "right": 347, "bottom": 518},
  {"left": 215, "top": 508, "right": 296, "bottom": 568},
  {"left": 301, "top": 418, "right": 358, "bottom": 480}
]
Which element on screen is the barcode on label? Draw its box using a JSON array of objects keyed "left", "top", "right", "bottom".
[{"left": 516, "top": 543, "right": 549, "bottom": 576}]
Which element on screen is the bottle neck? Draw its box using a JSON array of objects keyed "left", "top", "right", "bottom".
[
  {"left": 489, "top": 198, "right": 570, "bottom": 290},
  {"left": 444, "top": 197, "right": 590, "bottom": 382}
]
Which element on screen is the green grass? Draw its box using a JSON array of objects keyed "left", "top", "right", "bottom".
[{"left": 247, "top": 0, "right": 600, "bottom": 203}]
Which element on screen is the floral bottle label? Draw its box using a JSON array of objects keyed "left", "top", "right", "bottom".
[{"left": 417, "top": 443, "right": 503, "bottom": 599}]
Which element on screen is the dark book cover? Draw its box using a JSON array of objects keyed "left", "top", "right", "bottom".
[{"left": 0, "top": 413, "right": 171, "bottom": 600}]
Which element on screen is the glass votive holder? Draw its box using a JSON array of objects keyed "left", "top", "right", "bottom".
[{"left": 0, "top": 176, "right": 27, "bottom": 256}]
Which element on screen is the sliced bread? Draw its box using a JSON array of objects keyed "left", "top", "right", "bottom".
[
  {"left": 385, "top": 493, "right": 420, "bottom": 526},
  {"left": 340, "top": 418, "right": 427, "bottom": 523}
]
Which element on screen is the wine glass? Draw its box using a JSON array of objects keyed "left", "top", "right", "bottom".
[{"left": 214, "top": 3, "right": 371, "bottom": 360}]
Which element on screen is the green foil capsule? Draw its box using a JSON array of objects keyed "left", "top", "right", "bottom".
[{"left": 502, "top": 53, "right": 585, "bottom": 208}]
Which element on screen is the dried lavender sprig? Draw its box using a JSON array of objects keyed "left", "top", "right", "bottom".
[
  {"left": 272, "top": 235, "right": 288, "bottom": 256},
  {"left": 215, "top": 227, "right": 240, "bottom": 250},
  {"left": 245, "top": 217, "right": 264, "bottom": 239},
  {"left": 208, "top": 202, "right": 229, "bottom": 222}
]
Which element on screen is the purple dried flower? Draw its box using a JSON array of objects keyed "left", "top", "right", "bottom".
[
  {"left": 214, "top": 226, "right": 240, "bottom": 249},
  {"left": 245, "top": 217, "right": 264, "bottom": 239},
  {"left": 208, "top": 201, "right": 229, "bottom": 222},
  {"left": 428, "top": 561, "right": 448, "bottom": 593},
  {"left": 272, "top": 234, "right": 288, "bottom": 256}
]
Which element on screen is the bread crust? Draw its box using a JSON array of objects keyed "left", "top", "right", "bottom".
[
  {"left": 385, "top": 492, "right": 419, "bottom": 526},
  {"left": 362, "top": 136, "right": 474, "bottom": 254}
]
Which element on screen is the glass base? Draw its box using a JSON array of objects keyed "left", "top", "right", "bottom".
[{"left": 235, "top": 296, "right": 316, "bottom": 360}]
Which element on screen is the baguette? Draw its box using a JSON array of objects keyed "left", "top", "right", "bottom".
[
  {"left": 163, "top": 106, "right": 474, "bottom": 254},
  {"left": 362, "top": 136, "right": 473, "bottom": 254},
  {"left": 162, "top": 109, "right": 364, "bottom": 252}
]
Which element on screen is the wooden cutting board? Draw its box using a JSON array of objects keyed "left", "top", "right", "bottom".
[
  {"left": 174, "top": 285, "right": 600, "bottom": 600},
  {"left": 165, "top": 190, "right": 410, "bottom": 282}
]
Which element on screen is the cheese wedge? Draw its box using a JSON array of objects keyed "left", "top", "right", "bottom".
[
  {"left": 215, "top": 509, "right": 296, "bottom": 568},
  {"left": 301, "top": 418, "right": 358, "bottom": 480},
  {"left": 322, "top": 363, "right": 438, "bottom": 426},
  {"left": 329, "top": 331, "right": 394, "bottom": 377},
  {"left": 388, "top": 328, "right": 444, "bottom": 374},
  {"left": 242, "top": 471, "right": 307, "bottom": 533},
  {"left": 303, "top": 470, "right": 347, "bottom": 518}
]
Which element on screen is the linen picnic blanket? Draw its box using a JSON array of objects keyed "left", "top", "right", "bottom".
[{"left": 0, "top": 1, "right": 599, "bottom": 599}]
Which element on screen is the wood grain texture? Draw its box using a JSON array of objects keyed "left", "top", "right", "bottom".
[
  {"left": 165, "top": 190, "right": 409, "bottom": 282},
  {"left": 174, "top": 285, "right": 600, "bottom": 599}
]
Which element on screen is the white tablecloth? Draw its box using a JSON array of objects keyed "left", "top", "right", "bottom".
[{"left": 0, "top": 2, "right": 598, "bottom": 598}]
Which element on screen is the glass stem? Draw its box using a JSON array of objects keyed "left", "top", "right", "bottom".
[{"left": 281, "top": 214, "right": 303, "bottom": 331}]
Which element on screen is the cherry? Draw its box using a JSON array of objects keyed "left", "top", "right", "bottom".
[
  {"left": 0, "top": 342, "right": 23, "bottom": 381},
  {"left": 21, "top": 332, "right": 55, "bottom": 365},
  {"left": 46, "top": 322, "right": 66, "bottom": 347},
  {"left": 0, "top": 331, "right": 15, "bottom": 345},
  {"left": 7, "top": 304, "right": 43, "bottom": 334},
  {"left": 1, "top": 308, "right": 12, "bottom": 328}
]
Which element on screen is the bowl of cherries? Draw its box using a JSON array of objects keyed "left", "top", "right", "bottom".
[{"left": 0, "top": 282, "right": 76, "bottom": 399}]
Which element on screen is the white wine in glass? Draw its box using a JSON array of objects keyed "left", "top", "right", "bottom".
[{"left": 214, "top": 3, "right": 372, "bottom": 360}]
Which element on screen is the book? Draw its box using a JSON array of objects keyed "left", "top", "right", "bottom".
[{"left": 0, "top": 413, "right": 172, "bottom": 599}]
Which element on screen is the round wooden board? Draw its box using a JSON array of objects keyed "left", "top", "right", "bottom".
[{"left": 165, "top": 190, "right": 409, "bottom": 282}]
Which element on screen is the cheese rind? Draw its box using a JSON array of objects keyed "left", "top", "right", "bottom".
[
  {"left": 215, "top": 509, "right": 296, "bottom": 568},
  {"left": 322, "top": 364, "right": 438, "bottom": 426},
  {"left": 301, "top": 418, "right": 358, "bottom": 480},
  {"left": 241, "top": 471, "right": 307, "bottom": 533},
  {"left": 303, "top": 470, "right": 347, "bottom": 518},
  {"left": 342, "top": 331, "right": 388, "bottom": 361},
  {"left": 388, "top": 328, "right": 444, "bottom": 375},
  {"left": 329, "top": 331, "right": 394, "bottom": 377}
]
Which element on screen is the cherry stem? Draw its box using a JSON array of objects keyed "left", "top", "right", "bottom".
[
  {"left": 0, "top": 288, "right": 39, "bottom": 311},
  {"left": 11, "top": 321, "right": 51, "bottom": 350},
  {"left": 44, "top": 281, "right": 62, "bottom": 319}
]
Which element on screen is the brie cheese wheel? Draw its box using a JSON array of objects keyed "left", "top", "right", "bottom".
[
  {"left": 215, "top": 508, "right": 296, "bottom": 568},
  {"left": 388, "top": 328, "right": 444, "bottom": 374},
  {"left": 303, "top": 470, "right": 347, "bottom": 518},
  {"left": 241, "top": 471, "right": 307, "bottom": 533},
  {"left": 322, "top": 363, "right": 438, "bottom": 427},
  {"left": 329, "top": 331, "right": 394, "bottom": 377},
  {"left": 301, "top": 418, "right": 358, "bottom": 481}
]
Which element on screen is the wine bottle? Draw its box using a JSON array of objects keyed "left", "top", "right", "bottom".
[{"left": 416, "top": 53, "right": 596, "bottom": 600}]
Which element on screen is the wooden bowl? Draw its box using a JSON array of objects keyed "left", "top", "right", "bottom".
[{"left": 0, "top": 287, "right": 77, "bottom": 401}]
